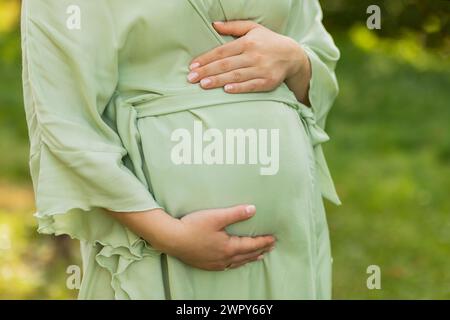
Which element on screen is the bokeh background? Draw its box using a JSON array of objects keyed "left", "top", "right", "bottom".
[{"left": 0, "top": 0, "right": 449, "bottom": 299}]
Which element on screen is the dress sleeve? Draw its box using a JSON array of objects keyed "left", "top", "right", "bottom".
[
  {"left": 21, "top": 1, "right": 162, "bottom": 224},
  {"left": 285, "top": 0, "right": 340, "bottom": 129},
  {"left": 284, "top": 0, "right": 341, "bottom": 205}
]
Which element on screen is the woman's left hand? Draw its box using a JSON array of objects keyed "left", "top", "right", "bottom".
[{"left": 187, "top": 20, "right": 309, "bottom": 95}]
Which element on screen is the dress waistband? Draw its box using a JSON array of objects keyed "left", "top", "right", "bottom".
[{"left": 113, "top": 85, "right": 341, "bottom": 205}]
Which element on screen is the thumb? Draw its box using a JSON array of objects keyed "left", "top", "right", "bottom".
[
  {"left": 212, "top": 20, "right": 259, "bottom": 37},
  {"left": 212, "top": 204, "right": 256, "bottom": 229}
]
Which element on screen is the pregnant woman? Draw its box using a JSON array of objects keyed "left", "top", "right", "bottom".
[{"left": 21, "top": 0, "right": 340, "bottom": 299}]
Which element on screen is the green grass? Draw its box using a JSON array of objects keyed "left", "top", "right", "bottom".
[
  {"left": 0, "top": 50, "right": 29, "bottom": 183},
  {"left": 325, "top": 35, "right": 450, "bottom": 299},
  {"left": 0, "top": 33, "right": 449, "bottom": 299}
]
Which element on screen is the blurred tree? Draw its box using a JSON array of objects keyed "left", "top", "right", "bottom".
[
  {"left": 0, "top": 0, "right": 21, "bottom": 63},
  {"left": 321, "top": 0, "right": 449, "bottom": 56}
]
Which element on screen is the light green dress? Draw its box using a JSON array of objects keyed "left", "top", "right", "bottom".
[{"left": 21, "top": 0, "right": 340, "bottom": 299}]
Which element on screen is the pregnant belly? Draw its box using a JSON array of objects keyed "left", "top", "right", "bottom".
[{"left": 137, "top": 100, "right": 315, "bottom": 239}]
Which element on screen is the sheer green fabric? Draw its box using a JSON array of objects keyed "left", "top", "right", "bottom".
[{"left": 22, "top": 0, "right": 340, "bottom": 299}]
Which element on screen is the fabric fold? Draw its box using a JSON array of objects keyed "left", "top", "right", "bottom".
[
  {"left": 296, "top": 104, "right": 341, "bottom": 205},
  {"left": 35, "top": 205, "right": 162, "bottom": 299},
  {"left": 22, "top": 0, "right": 165, "bottom": 298}
]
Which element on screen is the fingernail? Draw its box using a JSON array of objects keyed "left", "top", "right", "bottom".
[
  {"left": 245, "top": 205, "right": 256, "bottom": 216},
  {"left": 257, "top": 254, "right": 264, "bottom": 260},
  {"left": 269, "top": 245, "right": 275, "bottom": 252},
  {"left": 189, "top": 62, "right": 200, "bottom": 70},
  {"left": 224, "top": 84, "right": 233, "bottom": 92},
  {"left": 200, "top": 78, "right": 212, "bottom": 87},
  {"left": 187, "top": 72, "right": 198, "bottom": 82},
  {"left": 213, "top": 21, "right": 224, "bottom": 25}
]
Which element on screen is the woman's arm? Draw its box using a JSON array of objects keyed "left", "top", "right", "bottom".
[
  {"left": 284, "top": 48, "right": 312, "bottom": 106},
  {"left": 107, "top": 205, "right": 275, "bottom": 271}
]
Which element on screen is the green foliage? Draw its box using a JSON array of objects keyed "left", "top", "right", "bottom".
[
  {"left": 325, "top": 34, "right": 450, "bottom": 299},
  {"left": 321, "top": 0, "right": 449, "bottom": 54},
  {"left": 0, "top": 205, "right": 79, "bottom": 299}
]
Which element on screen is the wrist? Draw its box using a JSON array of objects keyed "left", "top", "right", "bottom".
[
  {"left": 284, "top": 41, "right": 312, "bottom": 106},
  {"left": 286, "top": 40, "right": 309, "bottom": 80},
  {"left": 136, "top": 208, "right": 182, "bottom": 254}
]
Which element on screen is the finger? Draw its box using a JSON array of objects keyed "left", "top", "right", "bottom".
[
  {"left": 229, "top": 234, "right": 276, "bottom": 255},
  {"left": 199, "top": 67, "right": 259, "bottom": 89},
  {"left": 228, "top": 256, "right": 262, "bottom": 270},
  {"left": 189, "top": 37, "right": 246, "bottom": 70},
  {"left": 213, "top": 204, "right": 256, "bottom": 229},
  {"left": 223, "top": 78, "right": 274, "bottom": 94},
  {"left": 212, "top": 20, "right": 260, "bottom": 37},
  {"left": 188, "top": 55, "right": 252, "bottom": 83},
  {"left": 228, "top": 252, "right": 266, "bottom": 270},
  {"left": 229, "top": 248, "right": 269, "bottom": 265},
  {"left": 228, "top": 240, "right": 274, "bottom": 260},
  {"left": 228, "top": 261, "right": 247, "bottom": 269}
]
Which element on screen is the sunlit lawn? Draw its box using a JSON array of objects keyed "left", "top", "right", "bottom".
[
  {"left": 0, "top": 32, "right": 449, "bottom": 299},
  {"left": 0, "top": 183, "right": 79, "bottom": 299},
  {"left": 326, "top": 33, "right": 450, "bottom": 299}
]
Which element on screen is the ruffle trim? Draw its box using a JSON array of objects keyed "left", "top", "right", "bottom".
[{"left": 35, "top": 207, "right": 162, "bottom": 299}]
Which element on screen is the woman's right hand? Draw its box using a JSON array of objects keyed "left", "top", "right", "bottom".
[
  {"left": 109, "top": 204, "right": 276, "bottom": 271},
  {"left": 170, "top": 205, "right": 276, "bottom": 271}
]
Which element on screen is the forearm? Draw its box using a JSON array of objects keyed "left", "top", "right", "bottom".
[
  {"left": 106, "top": 208, "right": 182, "bottom": 253},
  {"left": 105, "top": 205, "right": 276, "bottom": 271},
  {"left": 285, "top": 44, "right": 312, "bottom": 107}
]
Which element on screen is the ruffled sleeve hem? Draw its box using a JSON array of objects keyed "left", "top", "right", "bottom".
[
  {"left": 35, "top": 206, "right": 163, "bottom": 299},
  {"left": 31, "top": 144, "right": 165, "bottom": 299}
]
